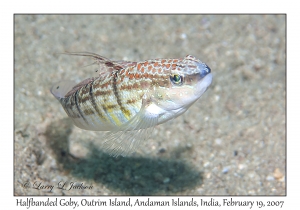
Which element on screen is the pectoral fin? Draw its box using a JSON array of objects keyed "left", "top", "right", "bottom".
[{"left": 101, "top": 93, "right": 159, "bottom": 157}]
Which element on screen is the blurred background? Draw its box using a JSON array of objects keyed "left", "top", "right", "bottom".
[{"left": 14, "top": 15, "right": 285, "bottom": 195}]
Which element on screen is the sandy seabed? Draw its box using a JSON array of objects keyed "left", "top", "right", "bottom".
[{"left": 14, "top": 14, "right": 285, "bottom": 195}]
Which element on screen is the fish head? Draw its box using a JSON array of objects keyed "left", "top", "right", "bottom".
[{"left": 152, "top": 55, "right": 212, "bottom": 113}]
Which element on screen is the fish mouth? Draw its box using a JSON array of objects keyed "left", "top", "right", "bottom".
[
  {"left": 194, "top": 73, "right": 213, "bottom": 96},
  {"left": 199, "top": 64, "right": 211, "bottom": 78}
]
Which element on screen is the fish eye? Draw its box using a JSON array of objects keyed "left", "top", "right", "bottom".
[{"left": 170, "top": 74, "right": 183, "bottom": 85}]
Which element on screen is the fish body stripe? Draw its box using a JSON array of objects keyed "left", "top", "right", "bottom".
[
  {"left": 112, "top": 71, "right": 131, "bottom": 121},
  {"left": 74, "top": 89, "right": 88, "bottom": 124},
  {"left": 88, "top": 81, "right": 107, "bottom": 122}
]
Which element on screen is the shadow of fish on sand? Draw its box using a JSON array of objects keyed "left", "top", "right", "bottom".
[{"left": 45, "top": 118, "right": 203, "bottom": 195}]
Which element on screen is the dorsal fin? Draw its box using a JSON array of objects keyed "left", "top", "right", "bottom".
[
  {"left": 114, "top": 60, "right": 137, "bottom": 69},
  {"left": 62, "top": 52, "right": 126, "bottom": 75}
]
